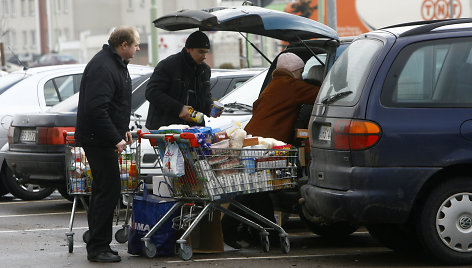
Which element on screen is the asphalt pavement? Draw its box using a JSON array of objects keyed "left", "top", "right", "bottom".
[{"left": 0, "top": 192, "right": 467, "bottom": 267}]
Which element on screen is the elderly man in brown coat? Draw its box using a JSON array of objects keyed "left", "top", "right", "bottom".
[
  {"left": 222, "top": 52, "right": 321, "bottom": 249},
  {"left": 245, "top": 52, "right": 320, "bottom": 143}
]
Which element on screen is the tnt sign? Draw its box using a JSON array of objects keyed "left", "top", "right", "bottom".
[{"left": 421, "top": 0, "right": 462, "bottom": 20}]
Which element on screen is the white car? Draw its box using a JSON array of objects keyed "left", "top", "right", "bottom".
[{"left": 0, "top": 64, "right": 154, "bottom": 199}]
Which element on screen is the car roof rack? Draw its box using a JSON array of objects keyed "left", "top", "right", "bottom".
[{"left": 386, "top": 18, "right": 472, "bottom": 37}]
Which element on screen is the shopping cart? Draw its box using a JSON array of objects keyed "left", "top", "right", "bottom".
[
  {"left": 140, "top": 132, "right": 298, "bottom": 260},
  {"left": 63, "top": 131, "right": 141, "bottom": 253}
]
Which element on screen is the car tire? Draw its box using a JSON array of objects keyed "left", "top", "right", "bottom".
[
  {"left": 299, "top": 212, "right": 358, "bottom": 238},
  {"left": 1, "top": 162, "right": 55, "bottom": 200},
  {"left": 366, "top": 223, "right": 422, "bottom": 254},
  {"left": 57, "top": 183, "right": 74, "bottom": 202},
  {"left": 416, "top": 177, "right": 472, "bottom": 265}
]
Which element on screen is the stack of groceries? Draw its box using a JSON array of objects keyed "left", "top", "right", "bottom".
[{"left": 152, "top": 122, "right": 297, "bottom": 200}]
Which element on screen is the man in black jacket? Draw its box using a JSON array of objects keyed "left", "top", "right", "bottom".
[
  {"left": 75, "top": 26, "right": 140, "bottom": 263},
  {"left": 145, "top": 31, "right": 221, "bottom": 130}
]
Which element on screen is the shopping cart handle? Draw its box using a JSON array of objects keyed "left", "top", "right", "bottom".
[
  {"left": 180, "top": 133, "right": 200, "bottom": 147},
  {"left": 63, "top": 131, "right": 75, "bottom": 144}
]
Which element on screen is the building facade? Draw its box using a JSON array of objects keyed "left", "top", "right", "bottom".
[{"left": 1, "top": 0, "right": 288, "bottom": 69}]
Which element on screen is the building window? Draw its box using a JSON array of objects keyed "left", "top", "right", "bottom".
[
  {"left": 63, "top": 28, "right": 69, "bottom": 41},
  {"left": 140, "top": 0, "right": 145, "bottom": 8},
  {"left": 63, "top": 0, "right": 68, "bottom": 13},
  {"left": 10, "top": 0, "right": 15, "bottom": 17},
  {"left": 22, "top": 30, "right": 28, "bottom": 49},
  {"left": 11, "top": 30, "right": 17, "bottom": 47},
  {"left": 2, "top": 0, "right": 9, "bottom": 17},
  {"left": 127, "top": 0, "right": 133, "bottom": 11},
  {"left": 28, "top": 0, "right": 35, "bottom": 16},
  {"left": 30, "top": 30, "right": 36, "bottom": 48},
  {"left": 55, "top": 0, "right": 61, "bottom": 12},
  {"left": 21, "top": 0, "right": 26, "bottom": 17}
]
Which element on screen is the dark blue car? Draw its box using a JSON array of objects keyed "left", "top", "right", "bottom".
[{"left": 301, "top": 19, "right": 472, "bottom": 265}]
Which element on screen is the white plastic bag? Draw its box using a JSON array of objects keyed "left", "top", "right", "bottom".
[{"left": 162, "top": 143, "right": 185, "bottom": 177}]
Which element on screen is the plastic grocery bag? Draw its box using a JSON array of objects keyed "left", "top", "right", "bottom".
[{"left": 162, "top": 143, "right": 185, "bottom": 177}]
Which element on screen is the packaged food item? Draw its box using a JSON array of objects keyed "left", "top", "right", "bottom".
[
  {"left": 243, "top": 137, "right": 259, "bottom": 147},
  {"left": 188, "top": 108, "right": 204, "bottom": 123},
  {"left": 213, "top": 131, "right": 229, "bottom": 142},
  {"left": 229, "top": 128, "right": 246, "bottom": 149},
  {"left": 210, "top": 100, "right": 224, "bottom": 117},
  {"left": 128, "top": 161, "right": 139, "bottom": 191}
]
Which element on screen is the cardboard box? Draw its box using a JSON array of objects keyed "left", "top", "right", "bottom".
[
  {"left": 243, "top": 137, "right": 259, "bottom": 147},
  {"left": 187, "top": 211, "right": 224, "bottom": 253},
  {"left": 296, "top": 129, "right": 309, "bottom": 139}
]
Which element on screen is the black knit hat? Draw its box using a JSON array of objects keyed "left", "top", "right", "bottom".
[{"left": 185, "top": 31, "right": 210, "bottom": 49}]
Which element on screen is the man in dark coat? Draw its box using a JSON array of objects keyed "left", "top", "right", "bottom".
[
  {"left": 75, "top": 26, "right": 140, "bottom": 263},
  {"left": 145, "top": 31, "right": 221, "bottom": 130}
]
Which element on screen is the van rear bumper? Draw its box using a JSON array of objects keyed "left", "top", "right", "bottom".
[{"left": 300, "top": 167, "right": 439, "bottom": 224}]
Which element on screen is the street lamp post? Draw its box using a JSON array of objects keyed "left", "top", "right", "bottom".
[
  {"left": 327, "top": 0, "right": 337, "bottom": 30},
  {"left": 150, "top": 0, "right": 158, "bottom": 66},
  {"left": 450, "top": 0, "right": 454, "bottom": 18}
]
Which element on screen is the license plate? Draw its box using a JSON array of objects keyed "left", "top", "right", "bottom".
[
  {"left": 318, "top": 125, "right": 332, "bottom": 141},
  {"left": 19, "top": 129, "right": 36, "bottom": 142}
]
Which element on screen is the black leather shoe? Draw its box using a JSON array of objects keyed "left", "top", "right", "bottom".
[
  {"left": 109, "top": 248, "right": 118, "bottom": 255},
  {"left": 87, "top": 252, "right": 121, "bottom": 263}
]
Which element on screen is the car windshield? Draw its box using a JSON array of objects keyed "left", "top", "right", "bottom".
[
  {"left": 48, "top": 74, "right": 147, "bottom": 113},
  {"left": 0, "top": 73, "right": 27, "bottom": 96},
  {"left": 316, "top": 39, "right": 383, "bottom": 106}
]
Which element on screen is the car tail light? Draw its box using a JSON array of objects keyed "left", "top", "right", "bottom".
[
  {"left": 333, "top": 119, "right": 380, "bottom": 150},
  {"left": 38, "top": 127, "right": 76, "bottom": 145},
  {"left": 7, "top": 125, "right": 14, "bottom": 144}
]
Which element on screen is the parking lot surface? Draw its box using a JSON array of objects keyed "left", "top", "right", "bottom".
[{"left": 0, "top": 192, "right": 467, "bottom": 268}]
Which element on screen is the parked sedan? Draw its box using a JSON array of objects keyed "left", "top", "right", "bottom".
[
  {"left": 0, "top": 64, "right": 154, "bottom": 200},
  {"left": 4, "top": 68, "right": 260, "bottom": 200}
]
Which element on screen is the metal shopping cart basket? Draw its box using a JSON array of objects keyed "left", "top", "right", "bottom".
[
  {"left": 63, "top": 131, "right": 142, "bottom": 253},
  {"left": 140, "top": 132, "right": 298, "bottom": 260}
]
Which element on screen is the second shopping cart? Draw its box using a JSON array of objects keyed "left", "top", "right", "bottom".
[{"left": 63, "top": 131, "right": 142, "bottom": 253}]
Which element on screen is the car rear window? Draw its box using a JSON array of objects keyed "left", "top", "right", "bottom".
[{"left": 316, "top": 39, "right": 383, "bottom": 106}]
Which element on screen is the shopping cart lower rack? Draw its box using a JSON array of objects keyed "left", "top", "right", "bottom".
[
  {"left": 140, "top": 132, "right": 298, "bottom": 260},
  {"left": 63, "top": 131, "right": 142, "bottom": 253}
]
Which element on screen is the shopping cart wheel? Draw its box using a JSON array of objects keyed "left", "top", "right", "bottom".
[
  {"left": 143, "top": 241, "right": 157, "bottom": 258},
  {"left": 178, "top": 243, "right": 193, "bottom": 261},
  {"left": 82, "top": 230, "right": 90, "bottom": 243},
  {"left": 67, "top": 235, "right": 74, "bottom": 253},
  {"left": 260, "top": 235, "right": 270, "bottom": 252},
  {"left": 115, "top": 227, "right": 128, "bottom": 243},
  {"left": 280, "top": 236, "right": 290, "bottom": 254}
]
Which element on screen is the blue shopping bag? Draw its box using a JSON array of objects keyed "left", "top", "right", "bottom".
[{"left": 127, "top": 188, "right": 177, "bottom": 257}]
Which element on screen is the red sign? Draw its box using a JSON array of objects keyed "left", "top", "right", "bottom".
[{"left": 421, "top": 0, "right": 462, "bottom": 20}]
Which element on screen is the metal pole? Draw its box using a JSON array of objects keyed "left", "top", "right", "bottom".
[
  {"left": 150, "top": 0, "right": 158, "bottom": 65},
  {"left": 318, "top": 0, "right": 325, "bottom": 24},
  {"left": 327, "top": 0, "right": 337, "bottom": 30},
  {"left": 450, "top": 0, "right": 454, "bottom": 18}
]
